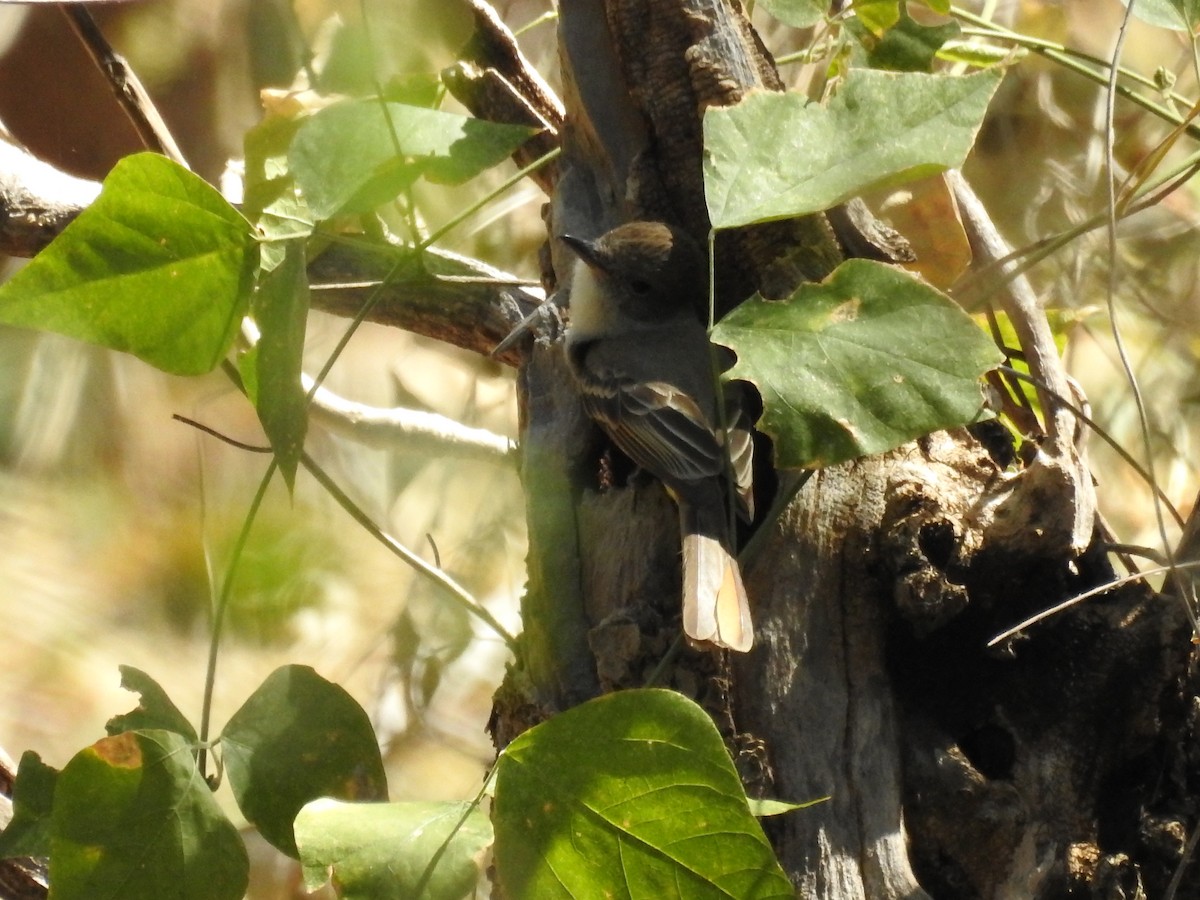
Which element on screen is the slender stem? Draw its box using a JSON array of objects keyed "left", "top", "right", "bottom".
[
  {"left": 1101, "top": 0, "right": 1198, "bottom": 632},
  {"left": 955, "top": 148, "right": 1200, "bottom": 308},
  {"left": 951, "top": 5, "right": 1200, "bottom": 137},
  {"left": 197, "top": 457, "right": 278, "bottom": 779},
  {"left": 301, "top": 452, "right": 518, "bottom": 649},
  {"left": 420, "top": 146, "right": 561, "bottom": 250},
  {"left": 998, "top": 367, "right": 1184, "bottom": 528},
  {"left": 988, "top": 559, "right": 1200, "bottom": 646}
]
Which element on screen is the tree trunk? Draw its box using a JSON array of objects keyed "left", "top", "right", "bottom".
[{"left": 487, "top": 0, "right": 1199, "bottom": 896}]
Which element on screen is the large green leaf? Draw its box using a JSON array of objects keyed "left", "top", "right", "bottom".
[
  {"left": 295, "top": 799, "right": 492, "bottom": 899},
  {"left": 48, "top": 730, "right": 248, "bottom": 900},
  {"left": 493, "top": 689, "right": 793, "bottom": 899},
  {"left": 290, "top": 100, "right": 538, "bottom": 220},
  {"left": 712, "top": 259, "right": 1002, "bottom": 469},
  {"left": 105, "top": 665, "right": 198, "bottom": 742},
  {"left": 221, "top": 665, "right": 387, "bottom": 858},
  {"left": 704, "top": 68, "right": 1003, "bottom": 228},
  {"left": 0, "top": 153, "right": 256, "bottom": 375}
]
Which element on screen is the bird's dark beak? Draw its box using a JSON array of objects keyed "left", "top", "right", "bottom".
[{"left": 560, "top": 233, "right": 605, "bottom": 271}]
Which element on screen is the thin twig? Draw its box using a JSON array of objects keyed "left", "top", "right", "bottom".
[
  {"left": 172, "top": 415, "right": 272, "bottom": 453},
  {"left": 1101, "top": 1, "right": 1198, "bottom": 634},
  {"left": 301, "top": 451, "right": 518, "bottom": 650},
  {"left": 997, "top": 367, "right": 1184, "bottom": 528},
  {"left": 988, "top": 559, "right": 1200, "bottom": 647},
  {"left": 1165, "top": 812, "right": 1200, "bottom": 900},
  {"left": 950, "top": 171, "right": 1076, "bottom": 448},
  {"left": 61, "top": 6, "right": 188, "bottom": 168}
]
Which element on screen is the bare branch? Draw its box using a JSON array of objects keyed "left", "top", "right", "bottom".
[
  {"left": 303, "top": 374, "right": 516, "bottom": 466},
  {"left": 306, "top": 242, "right": 541, "bottom": 365},
  {"left": 61, "top": 6, "right": 187, "bottom": 168},
  {"left": 948, "top": 168, "right": 1097, "bottom": 554},
  {"left": 0, "top": 136, "right": 98, "bottom": 257},
  {"left": 0, "top": 136, "right": 540, "bottom": 363},
  {"left": 443, "top": 0, "right": 564, "bottom": 194}
]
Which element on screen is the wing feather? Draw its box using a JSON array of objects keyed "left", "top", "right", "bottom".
[{"left": 577, "top": 375, "right": 723, "bottom": 487}]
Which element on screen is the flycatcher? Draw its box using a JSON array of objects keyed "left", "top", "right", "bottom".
[{"left": 561, "top": 221, "right": 754, "bottom": 652}]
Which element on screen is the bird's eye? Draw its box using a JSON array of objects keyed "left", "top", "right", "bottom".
[{"left": 629, "top": 279, "right": 652, "bottom": 294}]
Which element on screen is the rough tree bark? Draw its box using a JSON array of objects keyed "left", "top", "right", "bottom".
[{"left": 477, "top": 1, "right": 1200, "bottom": 898}]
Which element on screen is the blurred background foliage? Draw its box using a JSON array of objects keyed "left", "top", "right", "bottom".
[{"left": 1, "top": 0, "right": 1199, "bottom": 894}]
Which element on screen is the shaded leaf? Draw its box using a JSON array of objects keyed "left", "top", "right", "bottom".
[
  {"left": 106, "top": 665, "right": 198, "bottom": 742},
  {"left": 704, "top": 68, "right": 1004, "bottom": 228},
  {"left": 221, "top": 665, "right": 387, "bottom": 858},
  {"left": 290, "top": 100, "right": 537, "bottom": 220},
  {"left": 247, "top": 241, "right": 310, "bottom": 490},
  {"left": 0, "top": 153, "right": 255, "bottom": 375},
  {"left": 0, "top": 752, "right": 58, "bottom": 859},
  {"left": 757, "top": 0, "right": 825, "bottom": 28},
  {"left": 494, "top": 689, "right": 792, "bottom": 899},
  {"left": 296, "top": 799, "right": 492, "bottom": 899},
  {"left": 49, "top": 730, "right": 247, "bottom": 900},
  {"left": 849, "top": 10, "right": 961, "bottom": 71},
  {"left": 712, "top": 259, "right": 1002, "bottom": 469},
  {"left": 862, "top": 176, "right": 971, "bottom": 288}
]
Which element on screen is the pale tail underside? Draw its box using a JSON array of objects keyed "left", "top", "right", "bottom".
[{"left": 681, "top": 529, "right": 753, "bottom": 652}]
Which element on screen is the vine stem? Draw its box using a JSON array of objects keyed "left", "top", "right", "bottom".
[
  {"left": 951, "top": 5, "right": 1200, "bottom": 136},
  {"left": 1100, "top": 0, "right": 1198, "bottom": 633},
  {"left": 197, "top": 457, "right": 277, "bottom": 780}
]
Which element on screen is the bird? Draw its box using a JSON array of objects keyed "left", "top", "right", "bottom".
[{"left": 560, "top": 221, "right": 754, "bottom": 652}]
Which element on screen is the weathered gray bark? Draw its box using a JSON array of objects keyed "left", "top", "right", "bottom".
[{"left": 480, "top": 1, "right": 1198, "bottom": 897}]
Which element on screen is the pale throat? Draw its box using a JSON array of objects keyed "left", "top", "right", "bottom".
[{"left": 565, "top": 262, "right": 620, "bottom": 343}]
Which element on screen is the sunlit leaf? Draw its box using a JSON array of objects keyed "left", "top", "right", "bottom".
[
  {"left": 221, "top": 665, "right": 387, "bottom": 858},
  {"left": 494, "top": 689, "right": 792, "bottom": 899},
  {"left": 296, "top": 799, "right": 492, "bottom": 899},
  {"left": 853, "top": 0, "right": 901, "bottom": 34},
  {"left": 49, "top": 730, "right": 247, "bottom": 900},
  {"left": 712, "top": 259, "right": 1002, "bottom": 469},
  {"left": 1122, "top": 0, "right": 1200, "bottom": 31},
  {"left": 747, "top": 796, "right": 829, "bottom": 817},
  {"left": 936, "top": 40, "right": 1020, "bottom": 68},
  {"left": 290, "top": 100, "right": 538, "bottom": 219},
  {"left": 704, "top": 68, "right": 1003, "bottom": 228},
  {"left": 0, "top": 153, "right": 255, "bottom": 375}
]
